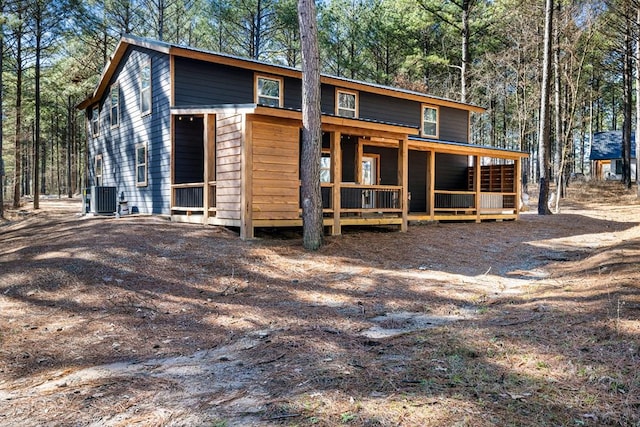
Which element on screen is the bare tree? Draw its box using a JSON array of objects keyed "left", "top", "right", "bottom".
[
  {"left": 538, "top": 0, "right": 553, "bottom": 215},
  {"left": 298, "top": 0, "right": 322, "bottom": 250}
]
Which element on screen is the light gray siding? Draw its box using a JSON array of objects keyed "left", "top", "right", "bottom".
[{"left": 87, "top": 46, "right": 172, "bottom": 215}]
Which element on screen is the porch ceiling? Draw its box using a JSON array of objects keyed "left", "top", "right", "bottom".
[{"left": 409, "top": 137, "right": 529, "bottom": 159}]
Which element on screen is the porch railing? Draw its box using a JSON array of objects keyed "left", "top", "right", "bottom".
[
  {"left": 434, "top": 190, "right": 476, "bottom": 212},
  {"left": 172, "top": 182, "right": 216, "bottom": 211},
  {"left": 480, "top": 192, "right": 516, "bottom": 212},
  {"left": 340, "top": 184, "right": 402, "bottom": 212}
]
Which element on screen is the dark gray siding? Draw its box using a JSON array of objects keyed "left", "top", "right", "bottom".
[
  {"left": 439, "top": 106, "right": 469, "bottom": 142},
  {"left": 408, "top": 150, "right": 427, "bottom": 212},
  {"left": 360, "top": 92, "right": 421, "bottom": 127},
  {"left": 87, "top": 46, "right": 172, "bottom": 215},
  {"left": 284, "top": 77, "right": 302, "bottom": 109},
  {"left": 341, "top": 137, "right": 357, "bottom": 182},
  {"left": 174, "top": 57, "right": 254, "bottom": 105},
  {"left": 435, "top": 153, "right": 468, "bottom": 190},
  {"left": 174, "top": 117, "right": 204, "bottom": 184},
  {"left": 321, "top": 84, "right": 336, "bottom": 115},
  {"left": 363, "top": 145, "right": 398, "bottom": 185}
]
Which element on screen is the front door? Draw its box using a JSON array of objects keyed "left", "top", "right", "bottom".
[{"left": 362, "top": 155, "right": 378, "bottom": 208}]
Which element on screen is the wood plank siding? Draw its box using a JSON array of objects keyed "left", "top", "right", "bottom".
[
  {"left": 215, "top": 114, "right": 244, "bottom": 221},
  {"left": 251, "top": 121, "right": 300, "bottom": 220},
  {"left": 87, "top": 46, "right": 172, "bottom": 214}
]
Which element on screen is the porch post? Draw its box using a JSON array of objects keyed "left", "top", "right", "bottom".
[
  {"left": 331, "top": 131, "right": 342, "bottom": 235},
  {"left": 515, "top": 157, "right": 522, "bottom": 219},
  {"left": 202, "top": 114, "right": 215, "bottom": 224},
  {"left": 474, "top": 155, "right": 481, "bottom": 223},
  {"left": 240, "top": 116, "right": 254, "bottom": 239},
  {"left": 398, "top": 137, "right": 409, "bottom": 232},
  {"left": 428, "top": 150, "right": 435, "bottom": 219}
]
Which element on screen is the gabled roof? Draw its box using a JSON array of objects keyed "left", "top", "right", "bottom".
[
  {"left": 590, "top": 131, "right": 637, "bottom": 161},
  {"left": 78, "top": 34, "right": 486, "bottom": 113}
]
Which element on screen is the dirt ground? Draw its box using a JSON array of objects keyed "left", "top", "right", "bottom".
[{"left": 1, "top": 181, "right": 639, "bottom": 426}]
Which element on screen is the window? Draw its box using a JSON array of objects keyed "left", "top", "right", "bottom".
[
  {"left": 136, "top": 143, "right": 147, "bottom": 186},
  {"left": 422, "top": 104, "right": 439, "bottom": 138},
  {"left": 91, "top": 106, "right": 99, "bottom": 137},
  {"left": 320, "top": 152, "right": 331, "bottom": 183},
  {"left": 256, "top": 75, "right": 282, "bottom": 107},
  {"left": 94, "top": 154, "right": 103, "bottom": 186},
  {"left": 110, "top": 83, "right": 119, "bottom": 127},
  {"left": 336, "top": 89, "right": 357, "bottom": 118},
  {"left": 140, "top": 60, "right": 152, "bottom": 115}
]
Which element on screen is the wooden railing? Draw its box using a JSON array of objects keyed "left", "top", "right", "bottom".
[
  {"left": 434, "top": 190, "right": 475, "bottom": 212},
  {"left": 172, "top": 182, "right": 217, "bottom": 211},
  {"left": 340, "top": 184, "right": 402, "bottom": 212},
  {"left": 480, "top": 192, "right": 516, "bottom": 212}
]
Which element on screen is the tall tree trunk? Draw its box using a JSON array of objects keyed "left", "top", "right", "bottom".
[
  {"left": 33, "top": 0, "right": 42, "bottom": 209},
  {"left": 67, "top": 96, "right": 72, "bottom": 198},
  {"left": 623, "top": 3, "right": 633, "bottom": 188},
  {"left": 0, "top": 0, "right": 3, "bottom": 218},
  {"left": 636, "top": 5, "right": 640, "bottom": 196},
  {"left": 553, "top": 1, "right": 561, "bottom": 187},
  {"left": 12, "top": 23, "right": 23, "bottom": 208},
  {"left": 460, "top": 0, "right": 470, "bottom": 103},
  {"left": 298, "top": 0, "right": 323, "bottom": 250},
  {"left": 538, "top": 0, "right": 553, "bottom": 215}
]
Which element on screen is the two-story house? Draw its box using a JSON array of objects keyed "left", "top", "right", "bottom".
[{"left": 79, "top": 35, "right": 527, "bottom": 239}]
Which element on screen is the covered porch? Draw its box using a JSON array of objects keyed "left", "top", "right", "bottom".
[
  {"left": 169, "top": 105, "right": 526, "bottom": 239},
  {"left": 407, "top": 139, "right": 525, "bottom": 222}
]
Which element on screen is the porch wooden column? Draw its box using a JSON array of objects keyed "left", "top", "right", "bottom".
[
  {"left": 202, "top": 114, "right": 215, "bottom": 224},
  {"left": 331, "top": 131, "right": 342, "bottom": 235},
  {"left": 356, "top": 138, "right": 363, "bottom": 184},
  {"left": 474, "top": 155, "right": 481, "bottom": 223},
  {"left": 398, "top": 137, "right": 409, "bottom": 232},
  {"left": 240, "top": 116, "right": 254, "bottom": 239},
  {"left": 428, "top": 150, "right": 435, "bottom": 219},
  {"left": 515, "top": 157, "right": 522, "bottom": 219}
]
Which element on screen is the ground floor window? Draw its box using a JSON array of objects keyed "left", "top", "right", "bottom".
[
  {"left": 320, "top": 151, "right": 331, "bottom": 183},
  {"left": 95, "top": 154, "right": 103, "bottom": 186},
  {"left": 136, "top": 143, "right": 147, "bottom": 186}
]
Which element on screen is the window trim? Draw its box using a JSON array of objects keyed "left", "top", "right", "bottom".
[
  {"left": 110, "top": 83, "right": 120, "bottom": 128},
  {"left": 140, "top": 59, "right": 152, "bottom": 116},
  {"left": 94, "top": 154, "right": 103, "bottom": 186},
  {"left": 255, "top": 74, "right": 283, "bottom": 107},
  {"left": 421, "top": 104, "right": 439, "bottom": 138},
  {"left": 135, "top": 143, "right": 148, "bottom": 187},
  {"left": 336, "top": 89, "right": 358, "bottom": 118},
  {"left": 91, "top": 105, "right": 100, "bottom": 137}
]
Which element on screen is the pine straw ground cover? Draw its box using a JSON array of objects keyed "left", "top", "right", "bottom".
[{"left": 0, "top": 181, "right": 639, "bottom": 426}]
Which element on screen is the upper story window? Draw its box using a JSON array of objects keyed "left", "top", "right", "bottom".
[
  {"left": 336, "top": 89, "right": 358, "bottom": 118},
  {"left": 422, "top": 104, "right": 439, "bottom": 138},
  {"left": 136, "top": 143, "right": 148, "bottom": 186},
  {"left": 140, "top": 59, "right": 152, "bottom": 115},
  {"left": 95, "top": 154, "right": 103, "bottom": 186},
  {"left": 256, "top": 75, "right": 283, "bottom": 107},
  {"left": 110, "top": 83, "right": 119, "bottom": 127},
  {"left": 91, "top": 105, "right": 99, "bottom": 137}
]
